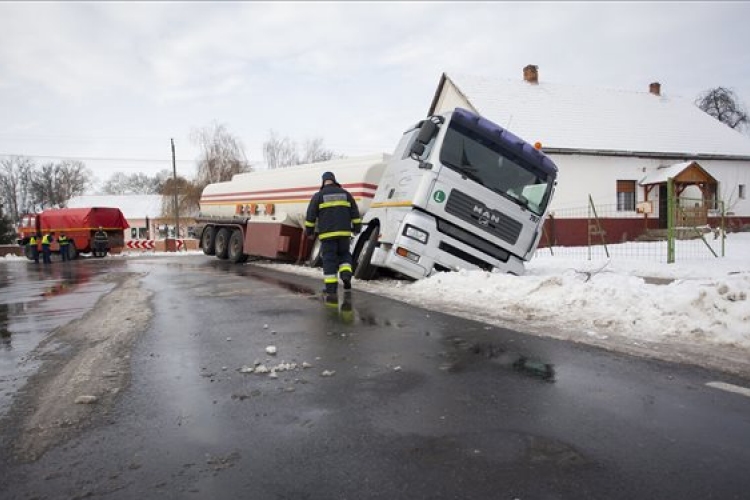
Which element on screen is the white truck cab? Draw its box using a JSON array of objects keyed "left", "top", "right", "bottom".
[{"left": 352, "top": 107, "right": 558, "bottom": 280}]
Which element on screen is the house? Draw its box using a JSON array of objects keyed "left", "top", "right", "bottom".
[
  {"left": 66, "top": 194, "right": 164, "bottom": 241},
  {"left": 429, "top": 66, "right": 750, "bottom": 245}
]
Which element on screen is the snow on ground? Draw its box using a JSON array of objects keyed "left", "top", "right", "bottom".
[{"left": 4, "top": 234, "right": 749, "bottom": 377}]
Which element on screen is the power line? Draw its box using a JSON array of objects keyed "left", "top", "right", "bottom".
[{"left": 0, "top": 152, "right": 195, "bottom": 163}]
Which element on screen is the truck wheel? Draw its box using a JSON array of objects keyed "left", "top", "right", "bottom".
[
  {"left": 202, "top": 226, "right": 216, "bottom": 255},
  {"left": 354, "top": 229, "right": 379, "bottom": 281},
  {"left": 214, "top": 228, "right": 231, "bottom": 260},
  {"left": 66, "top": 243, "right": 78, "bottom": 260},
  {"left": 228, "top": 230, "right": 247, "bottom": 263},
  {"left": 306, "top": 237, "right": 322, "bottom": 267}
]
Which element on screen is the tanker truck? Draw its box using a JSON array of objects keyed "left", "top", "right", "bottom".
[{"left": 195, "top": 107, "right": 558, "bottom": 280}]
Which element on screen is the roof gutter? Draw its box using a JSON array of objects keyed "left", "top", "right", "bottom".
[{"left": 542, "top": 147, "right": 750, "bottom": 162}]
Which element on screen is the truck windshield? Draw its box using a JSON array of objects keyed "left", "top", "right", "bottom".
[{"left": 439, "top": 121, "right": 554, "bottom": 216}]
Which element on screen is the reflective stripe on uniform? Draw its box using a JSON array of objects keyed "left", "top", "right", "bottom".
[
  {"left": 351, "top": 218, "right": 361, "bottom": 224},
  {"left": 319, "top": 200, "right": 351, "bottom": 209},
  {"left": 338, "top": 264, "right": 352, "bottom": 273},
  {"left": 304, "top": 220, "right": 316, "bottom": 228},
  {"left": 324, "top": 275, "right": 338, "bottom": 284},
  {"left": 319, "top": 231, "right": 352, "bottom": 240}
]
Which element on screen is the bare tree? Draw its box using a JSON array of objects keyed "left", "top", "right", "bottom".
[
  {"left": 696, "top": 87, "right": 749, "bottom": 133},
  {"left": 103, "top": 172, "right": 162, "bottom": 195},
  {"left": 263, "top": 132, "right": 341, "bottom": 168},
  {"left": 300, "top": 137, "right": 338, "bottom": 164},
  {"left": 0, "top": 155, "right": 34, "bottom": 223},
  {"left": 191, "top": 123, "right": 251, "bottom": 186},
  {"left": 263, "top": 131, "right": 299, "bottom": 169},
  {"left": 159, "top": 175, "right": 203, "bottom": 219},
  {"left": 29, "top": 160, "right": 91, "bottom": 209}
]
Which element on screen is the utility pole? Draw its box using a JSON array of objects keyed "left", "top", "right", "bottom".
[{"left": 171, "top": 138, "right": 180, "bottom": 250}]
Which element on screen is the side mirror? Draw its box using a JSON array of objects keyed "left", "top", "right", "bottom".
[{"left": 409, "top": 118, "right": 440, "bottom": 159}]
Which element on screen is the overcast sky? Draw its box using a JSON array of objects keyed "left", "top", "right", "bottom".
[{"left": 1, "top": 1, "right": 749, "bottom": 191}]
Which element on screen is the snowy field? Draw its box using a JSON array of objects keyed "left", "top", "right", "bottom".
[{"left": 4, "top": 234, "right": 749, "bottom": 378}]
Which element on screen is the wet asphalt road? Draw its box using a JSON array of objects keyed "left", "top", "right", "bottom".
[{"left": 1, "top": 256, "right": 750, "bottom": 499}]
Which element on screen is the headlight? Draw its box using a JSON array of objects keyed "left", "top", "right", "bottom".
[{"left": 403, "top": 225, "right": 428, "bottom": 244}]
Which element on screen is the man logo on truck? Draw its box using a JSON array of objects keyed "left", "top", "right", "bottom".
[{"left": 473, "top": 204, "right": 502, "bottom": 226}]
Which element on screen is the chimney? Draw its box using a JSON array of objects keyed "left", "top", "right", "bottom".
[
  {"left": 523, "top": 64, "right": 539, "bottom": 84},
  {"left": 649, "top": 82, "right": 661, "bottom": 96}
]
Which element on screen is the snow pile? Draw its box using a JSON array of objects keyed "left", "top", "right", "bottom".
[{"left": 397, "top": 266, "right": 749, "bottom": 348}]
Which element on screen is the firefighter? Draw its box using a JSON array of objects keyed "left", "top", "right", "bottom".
[
  {"left": 58, "top": 233, "right": 70, "bottom": 262},
  {"left": 41, "top": 231, "right": 54, "bottom": 264},
  {"left": 304, "top": 171, "right": 361, "bottom": 300},
  {"left": 94, "top": 226, "right": 108, "bottom": 257},
  {"left": 28, "top": 233, "right": 40, "bottom": 263}
]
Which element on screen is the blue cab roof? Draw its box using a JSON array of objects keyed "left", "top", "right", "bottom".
[{"left": 449, "top": 107, "right": 559, "bottom": 178}]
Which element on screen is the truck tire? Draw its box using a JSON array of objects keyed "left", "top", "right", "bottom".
[
  {"left": 201, "top": 226, "right": 216, "bottom": 255},
  {"left": 306, "top": 237, "right": 322, "bottom": 267},
  {"left": 228, "top": 230, "right": 247, "bottom": 263},
  {"left": 65, "top": 242, "right": 78, "bottom": 260},
  {"left": 214, "top": 228, "right": 231, "bottom": 260},
  {"left": 353, "top": 228, "right": 379, "bottom": 281}
]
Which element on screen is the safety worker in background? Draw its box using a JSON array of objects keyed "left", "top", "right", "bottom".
[
  {"left": 28, "top": 233, "right": 40, "bottom": 263},
  {"left": 58, "top": 233, "right": 70, "bottom": 262},
  {"left": 41, "top": 231, "right": 54, "bottom": 264},
  {"left": 94, "top": 226, "right": 108, "bottom": 257},
  {"left": 304, "top": 171, "right": 361, "bottom": 301}
]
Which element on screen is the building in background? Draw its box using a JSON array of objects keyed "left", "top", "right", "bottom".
[
  {"left": 429, "top": 66, "right": 750, "bottom": 245},
  {"left": 67, "top": 195, "right": 162, "bottom": 241}
]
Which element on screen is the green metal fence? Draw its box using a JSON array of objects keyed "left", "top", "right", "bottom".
[{"left": 536, "top": 179, "right": 728, "bottom": 263}]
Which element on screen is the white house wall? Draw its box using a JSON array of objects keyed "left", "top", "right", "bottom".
[{"left": 546, "top": 154, "right": 750, "bottom": 219}]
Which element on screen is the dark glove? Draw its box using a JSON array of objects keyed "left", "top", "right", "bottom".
[
  {"left": 353, "top": 224, "right": 361, "bottom": 235},
  {"left": 305, "top": 228, "right": 315, "bottom": 240}
]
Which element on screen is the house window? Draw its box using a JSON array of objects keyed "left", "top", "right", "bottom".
[
  {"left": 740, "top": 184, "right": 746, "bottom": 200},
  {"left": 616, "top": 180, "right": 636, "bottom": 211}
]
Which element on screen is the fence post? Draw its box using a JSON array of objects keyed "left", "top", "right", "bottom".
[
  {"left": 721, "top": 200, "right": 726, "bottom": 257},
  {"left": 667, "top": 177, "right": 675, "bottom": 264}
]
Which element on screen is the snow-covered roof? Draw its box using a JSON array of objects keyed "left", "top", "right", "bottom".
[
  {"left": 67, "top": 194, "right": 163, "bottom": 219},
  {"left": 435, "top": 73, "right": 750, "bottom": 158},
  {"left": 639, "top": 161, "right": 690, "bottom": 185}
]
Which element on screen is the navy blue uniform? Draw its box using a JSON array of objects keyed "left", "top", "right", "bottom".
[{"left": 305, "top": 172, "right": 362, "bottom": 295}]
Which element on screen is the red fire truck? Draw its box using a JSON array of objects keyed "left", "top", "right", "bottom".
[{"left": 17, "top": 207, "right": 129, "bottom": 260}]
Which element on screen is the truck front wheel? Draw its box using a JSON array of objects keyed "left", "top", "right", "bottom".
[
  {"left": 353, "top": 229, "right": 379, "bottom": 281},
  {"left": 201, "top": 226, "right": 216, "bottom": 255},
  {"left": 228, "top": 230, "right": 247, "bottom": 263},
  {"left": 214, "top": 228, "right": 231, "bottom": 260}
]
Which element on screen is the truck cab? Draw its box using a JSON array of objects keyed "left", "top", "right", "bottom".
[{"left": 353, "top": 107, "right": 558, "bottom": 280}]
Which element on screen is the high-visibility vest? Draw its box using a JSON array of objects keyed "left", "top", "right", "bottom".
[
  {"left": 29, "top": 236, "right": 37, "bottom": 245},
  {"left": 42, "top": 235, "right": 51, "bottom": 245},
  {"left": 59, "top": 236, "right": 69, "bottom": 246}
]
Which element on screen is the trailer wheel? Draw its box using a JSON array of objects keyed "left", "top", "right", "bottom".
[
  {"left": 306, "top": 237, "right": 322, "bottom": 267},
  {"left": 214, "top": 228, "right": 231, "bottom": 260},
  {"left": 67, "top": 242, "right": 78, "bottom": 260},
  {"left": 353, "top": 228, "right": 379, "bottom": 281},
  {"left": 228, "top": 230, "right": 247, "bottom": 263},
  {"left": 201, "top": 226, "right": 216, "bottom": 255}
]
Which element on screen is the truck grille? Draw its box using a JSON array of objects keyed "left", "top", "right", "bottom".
[
  {"left": 436, "top": 218, "right": 510, "bottom": 263},
  {"left": 444, "top": 190, "right": 522, "bottom": 245}
]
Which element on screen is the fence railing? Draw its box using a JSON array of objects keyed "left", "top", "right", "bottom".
[{"left": 536, "top": 185, "right": 730, "bottom": 263}]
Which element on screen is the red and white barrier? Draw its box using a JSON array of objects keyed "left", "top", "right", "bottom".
[{"left": 126, "top": 240, "right": 155, "bottom": 250}]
